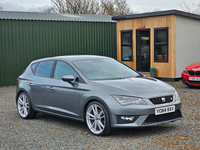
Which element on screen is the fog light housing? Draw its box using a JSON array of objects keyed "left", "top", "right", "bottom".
[
  {"left": 117, "top": 115, "right": 139, "bottom": 124},
  {"left": 121, "top": 116, "right": 134, "bottom": 121},
  {"left": 182, "top": 78, "right": 187, "bottom": 85}
]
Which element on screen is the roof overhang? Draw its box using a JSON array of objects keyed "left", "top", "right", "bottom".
[{"left": 112, "top": 9, "right": 200, "bottom": 21}]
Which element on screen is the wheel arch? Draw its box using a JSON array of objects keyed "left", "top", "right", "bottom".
[
  {"left": 16, "top": 88, "right": 37, "bottom": 111},
  {"left": 16, "top": 88, "right": 37, "bottom": 119},
  {"left": 16, "top": 88, "right": 28, "bottom": 103},
  {"left": 82, "top": 97, "right": 113, "bottom": 125}
]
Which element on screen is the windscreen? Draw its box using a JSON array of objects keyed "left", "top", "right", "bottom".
[{"left": 73, "top": 58, "right": 139, "bottom": 80}]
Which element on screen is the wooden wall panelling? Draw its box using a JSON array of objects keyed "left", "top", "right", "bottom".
[{"left": 116, "top": 15, "right": 177, "bottom": 78}]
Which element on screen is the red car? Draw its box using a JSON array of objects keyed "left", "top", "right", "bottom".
[{"left": 181, "top": 62, "right": 200, "bottom": 86}]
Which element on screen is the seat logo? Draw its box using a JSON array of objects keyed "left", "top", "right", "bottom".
[{"left": 161, "top": 97, "right": 166, "bottom": 102}]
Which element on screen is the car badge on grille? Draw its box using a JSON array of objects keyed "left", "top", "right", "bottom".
[{"left": 161, "top": 97, "right": 166, "bottom": 102}]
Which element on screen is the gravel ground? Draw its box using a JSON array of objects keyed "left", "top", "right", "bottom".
[{"left": 0, "top": 81, "right": 200, "bottom": 150}]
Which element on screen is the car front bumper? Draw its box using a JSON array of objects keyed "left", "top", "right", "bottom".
[
  {"left": 182, "top": 72, "right": 200, "bottom": 86},
  {"left": 105, "top": 96, "right": 182, "bottom": 128}
]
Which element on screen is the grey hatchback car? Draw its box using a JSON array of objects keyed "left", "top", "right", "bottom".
[{"left": 16, "top": 55, "right": 182, "bottom": 136}]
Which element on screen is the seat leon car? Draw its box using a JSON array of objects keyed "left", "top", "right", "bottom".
[
  {"left": 16, "top": 55, "right": 182, "bottom": 136},
  {"left": 181, "top": 62, "right": 200, "bottom": 87}
]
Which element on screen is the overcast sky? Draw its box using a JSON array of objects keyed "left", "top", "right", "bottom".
[{"left": 0, "top": 0, "right": 199, "bottom": 13}]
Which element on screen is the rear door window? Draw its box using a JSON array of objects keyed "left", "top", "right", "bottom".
[{"left": 35, "top": 61, "right": 54, "bottom": 77}]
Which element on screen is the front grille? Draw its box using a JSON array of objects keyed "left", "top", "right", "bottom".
[
  {"left": 196, "top": 71, "right": 200, "bottom": 76},
  {"left": 142, "top": 110, "right": 182, "bottom": 125},
  {"left": 188, "top": 70, "right": 195, "bottom": 75},
  {"left": 188, "top": 80, "right": 200, "bottom": 84},
  {"left": 149, "top": 95, "right": 173, "bottom": 105}
]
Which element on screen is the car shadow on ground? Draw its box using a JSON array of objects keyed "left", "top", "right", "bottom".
[
  {"left": 35, "top": 113, "right": 87, "bottom": 129},
  {"left": 187, "top": 86, "right": 200, "bottom": 89},
  {"left": 111, "top": 124, "right": 177, "bottom": 137},
  {"left": 34, "top": 112, "right": 178, "bottom": 137}
]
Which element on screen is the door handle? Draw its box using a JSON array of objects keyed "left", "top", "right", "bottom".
[
  {"left": 29, "top": 83, "right": 34, "bottom": 86},
  {"left": 49, "top": 87, "right": 55, "bottom": 90}
]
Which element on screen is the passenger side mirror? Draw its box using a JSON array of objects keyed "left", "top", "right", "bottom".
[{"left": 62, "top": 75, "right": 75, "bottom": 85}]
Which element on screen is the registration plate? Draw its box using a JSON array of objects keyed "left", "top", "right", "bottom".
[
  {"left": 155, "top": 105, "right": 175, "bottom": 115},
  {"left": 189, "top": 77, "right": 200, "bottom": 81}
]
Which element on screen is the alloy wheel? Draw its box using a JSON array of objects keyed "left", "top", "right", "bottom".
[
  {"left": 17, "top": 93, "right": 29, "bottom": 118},
  {"left": 86, "top": 104, "right": 106, "bottom": 135}
]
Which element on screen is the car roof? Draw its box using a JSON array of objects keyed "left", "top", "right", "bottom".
[{"left": 31, "top": 55, "right": 111, "bottom": 63}]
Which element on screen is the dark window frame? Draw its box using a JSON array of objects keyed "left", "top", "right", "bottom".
[
  {"left": 154, "top": 27, "right": 168, "bottom": 63},
  {"left": 121, "top": 30, "right": 133, "bottom": 61},
  {"left": 136, "top": 28, "right": 151, "bottom": 72}
]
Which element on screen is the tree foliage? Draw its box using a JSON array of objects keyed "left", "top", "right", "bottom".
[
  {"left": 180, "top": 1, "right": 200, "bottom": 14},
  {"left": 42, "top": 0, "right": 134, "bottom": 16},
  {"left": 100, "top": 0, "right": 132, "bottom": 16}
]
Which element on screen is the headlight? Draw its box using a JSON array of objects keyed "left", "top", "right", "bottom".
[
  {"left": 183, "top": 68, "right": 187, "bottom": 73},
  {"left": 112, "top": 95, "right": 147, "bottom": 106},
  {"left": 173, "top": 90, "right": 180, "bottom": 102}
]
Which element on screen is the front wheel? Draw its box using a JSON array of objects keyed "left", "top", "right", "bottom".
[
  {"left": 86, "top": 101, "right": 111, "bottom": 136},
  {"left": 17, "top": 92, "right": 37, "bottom": 119}
]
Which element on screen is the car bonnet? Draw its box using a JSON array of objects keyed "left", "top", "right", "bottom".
[{"left": 92, "top": 77, "right": 175, "bottom": 98}]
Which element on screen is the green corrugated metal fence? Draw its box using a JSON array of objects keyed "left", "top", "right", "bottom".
[{"left": 0, "top": 20, "right": 116, "bottom": 86}]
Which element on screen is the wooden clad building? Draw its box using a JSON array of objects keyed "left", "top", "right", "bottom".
[{"left": 112, "top": 10, "right": 200, "bottom": 80}]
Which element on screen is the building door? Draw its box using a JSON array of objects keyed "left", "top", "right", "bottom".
[{"left": 136, "top": 29, "right": 150, "bottom": 72}]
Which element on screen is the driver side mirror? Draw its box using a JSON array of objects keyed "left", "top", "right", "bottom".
[{"left": 62, "top": 75, "right": 75, "bottom": 85}]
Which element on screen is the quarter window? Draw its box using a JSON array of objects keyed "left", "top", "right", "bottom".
[
  {"left": 121, "top": 30, "right": 133, "bottom": 61},
  {"left": 35, "top": 61, "right": 54, "bottom": 77},
  {"left": 54, "top": 61, "right": 79, "bottom": 81},
  {"left": 31, "top": 63, "right": 38, "bottom": 73},
  {"left": 154, "top": 27, "right": 168, "bottom": 62}
]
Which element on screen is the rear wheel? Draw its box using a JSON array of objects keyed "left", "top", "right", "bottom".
[
  {"left": 86, "top": 101, "right": 111, "bottom": 136},
  {"left": 17, "top": 92, "right": 37, "bottom": 119}
]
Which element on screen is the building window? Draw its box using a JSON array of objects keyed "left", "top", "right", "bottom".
[
  {"left": 154, "top": 27, "right": 168, "bottom": 62},
  {"left": 121, "top": 30, "right": 133, "bottom": 61}
]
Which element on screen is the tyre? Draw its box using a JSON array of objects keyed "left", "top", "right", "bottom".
[
  {"left": 186, "top": 84, "right": 193, "bottom": 88},
  {"left": 17, "top": 92, "right": 37, "bottom": 119},
  {"left": 86, "top": 101, "right": 111, "bottom": 136},
  {"left": 186, "top": 84, "right": 191, "bottom": 88}
]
